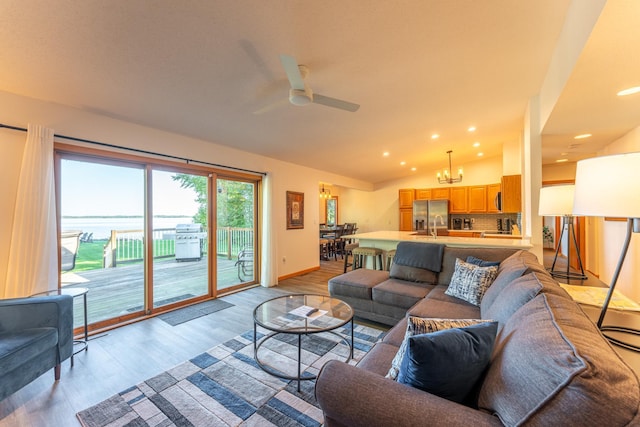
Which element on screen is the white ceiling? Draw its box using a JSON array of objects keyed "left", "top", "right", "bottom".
[{"left": 1, "top": 1, "right": 638, "bottom": 184}]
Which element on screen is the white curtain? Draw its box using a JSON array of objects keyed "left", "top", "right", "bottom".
[
  {"left": 3, "top": 124, "right": 58, "bottom": 298},
  {"left": 260, "top": 172, "right": 278, "bottom": 287}
]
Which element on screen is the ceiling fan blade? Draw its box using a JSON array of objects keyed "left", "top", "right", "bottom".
[
  {"left": 279, "top": 54, "right": 305, "bottom": 90},
  {"left": 252, "top": 98, "right": 289, "bottom": 115},
  {"left": 313, "top": 94, "right": 360, "bottom": 112}
]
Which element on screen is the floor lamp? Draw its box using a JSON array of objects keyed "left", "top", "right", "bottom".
[
  {"left": 573, "top": 152, "right": 640, "bottom": 352},
  {"left": 538, "top": 184, "right": 587, "bottom": 280}
]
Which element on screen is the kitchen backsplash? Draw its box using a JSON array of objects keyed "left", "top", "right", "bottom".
[{"left": 450, "top": 213, "right": 520, "bottom": 232}]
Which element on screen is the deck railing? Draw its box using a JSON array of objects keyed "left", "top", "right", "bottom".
[{"left": 103, "top": 227, "right": 253, "bottom": 267}]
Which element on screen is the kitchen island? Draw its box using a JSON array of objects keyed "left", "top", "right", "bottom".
[{"left": 345, "top": 230, "right": 532, "bottom": 252}]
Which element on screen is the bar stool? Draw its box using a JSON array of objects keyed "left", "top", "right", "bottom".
[
  {"left": 352, "top": 247, "right": 384, "bottom": 270},
  {"left": 343, "top": 242, "right": 360, "bottom": 273},
  {"left": 386, "top": 249, "right": 397, "bottom": 271}
]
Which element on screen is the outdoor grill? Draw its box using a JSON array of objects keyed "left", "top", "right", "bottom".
[{"left": 175, "top": 223, "right": 203, "bottom": 261}]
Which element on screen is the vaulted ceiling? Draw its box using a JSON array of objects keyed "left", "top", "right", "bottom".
[{"left": 1, "top": 1, "right": 638, "bottom": 184}]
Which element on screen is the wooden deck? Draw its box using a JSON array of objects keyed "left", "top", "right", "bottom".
[{"left": 62, "top": 255, "right": 252, "bottom": 329}]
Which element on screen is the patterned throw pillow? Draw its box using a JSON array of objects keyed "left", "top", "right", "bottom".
[
  {"left": 386, "top": 317, "right": 491, "bottom": 380},
  {"left": 445, "top": 258, "right": 498, "bottom": 306}
]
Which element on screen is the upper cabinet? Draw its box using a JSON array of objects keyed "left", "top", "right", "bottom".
[
  {"left": 501, "top": 175, "right": 521, "bottom": 213},
  {"left": 431, "top": 188, "right": 450, "bottom": 200},
  {"left": 415, "top": 188, "right": 432, "bottom": 200},
  {"left": 467, "top": 185, "right": 488, "bottom": 213},
  {"left": 399, "top": 188, "right": 415, "bottom": 209},
  {"left": 449, "top": 187, "right": 468, "bottom": 213}
]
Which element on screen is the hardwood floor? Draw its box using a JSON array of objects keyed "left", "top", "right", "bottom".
[{"left": 0, "top": 257, "right": 361, "bottom": 427}]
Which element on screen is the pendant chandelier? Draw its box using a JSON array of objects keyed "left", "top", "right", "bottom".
[
  {"left": 319, "top": 184, "right": 331, "bottom": 198},
  {"left": 437, "top": 150, "right": 463, "bottom": 184}
]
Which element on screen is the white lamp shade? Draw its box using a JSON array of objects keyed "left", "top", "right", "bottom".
[
  {"left": 539, "top": 184, "right": 575, "bottom": 216},
  {"left": 573, "top": 152, "right": 640, "bottom": 218}
]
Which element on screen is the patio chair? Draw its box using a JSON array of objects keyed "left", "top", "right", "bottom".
[
  {"left": 235, "top": 247, "right": 254, "bottom": 281},
  {"left": 61, "top": 231, "right": 82, "bottom": 272}
]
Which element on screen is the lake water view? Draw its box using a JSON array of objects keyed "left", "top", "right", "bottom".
[{"left": 62, "top": 216, "right": 194, "bottom": 239}]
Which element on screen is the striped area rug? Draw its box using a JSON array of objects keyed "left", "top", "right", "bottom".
[{"left": 77, "top": 324, "right": 385, "bottom": 427}]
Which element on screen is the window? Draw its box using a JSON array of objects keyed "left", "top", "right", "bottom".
[{"left": 326, "top": 197, "right": 338, "bottom": 225}]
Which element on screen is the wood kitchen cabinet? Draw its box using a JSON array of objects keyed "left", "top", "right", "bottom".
[
  {"left": 449, "top": 187, "right": 468, "bottom": 213},
  {"left": 431, "top": 188, "right": 450, "bottom": 200},
  {"left": 399, "top": 208, "right": 413, "bottom": 231},
  {"left": 501, "top": 175, "right": 522, "bottom": 213},
  {"left": 467, "top": 185, "right": 487, "bottom": 213},
  {"left": 399, "top": 189, "right": 415, "bottom": 209},
  {"left": 415, "top": 188, "right": 432, "bottom": 200},
  {"left": 487, "top": 183, "right": 501, "bottom": 213}
]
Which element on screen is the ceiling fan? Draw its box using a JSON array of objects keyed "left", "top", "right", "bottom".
[{"left": 279, "top": 54, "right": 360, "bottom": 112}]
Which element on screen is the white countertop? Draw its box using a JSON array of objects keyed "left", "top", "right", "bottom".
[{"left": 344, "top": 230, "right": 532, "bottom": 249}]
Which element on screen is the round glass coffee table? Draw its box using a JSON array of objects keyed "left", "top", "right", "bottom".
[{"left": 253, "top": 294, "right": 354, "bottom": 391}]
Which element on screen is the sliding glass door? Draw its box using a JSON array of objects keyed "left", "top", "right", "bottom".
[
  {"left": 57, "top": 147, "right": 261, "bottom": 332},
  {"left": 151, "top": 170, "right": 209, "bottom": 308},
  {"left": 59, "top": 157, "right": 146, "bottom": 328}
]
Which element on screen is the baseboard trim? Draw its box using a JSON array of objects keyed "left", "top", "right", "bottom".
[{"left": 278, "top": 265, "right": 320, "bottom": 281}]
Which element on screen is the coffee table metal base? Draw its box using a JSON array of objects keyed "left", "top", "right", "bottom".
[{"left": 253, "top": 321, "right": 354, "bottom": 392}]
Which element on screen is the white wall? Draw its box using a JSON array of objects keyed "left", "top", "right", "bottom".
[{"left": 0, "top": 90, "right": 371, "bottom": 287}]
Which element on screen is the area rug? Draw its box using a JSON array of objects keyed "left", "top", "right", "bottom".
[
  {"left": 77, "top": 324, "right": 385, "bottom": 427},
  {"left": 158, "top": 300, "right": 235, "bottom": 326}
]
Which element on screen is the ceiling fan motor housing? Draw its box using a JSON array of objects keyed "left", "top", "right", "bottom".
[{"left": 289, "top": 86, "right": 313, "bottom": 106}]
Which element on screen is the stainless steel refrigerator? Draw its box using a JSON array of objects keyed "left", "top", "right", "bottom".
[{"left": 412, "top": 200, "right": 449, "bottom": 233}]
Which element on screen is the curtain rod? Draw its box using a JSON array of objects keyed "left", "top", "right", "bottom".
[{"left": 0, "top": 123, "right": 266, "bottom": 176}]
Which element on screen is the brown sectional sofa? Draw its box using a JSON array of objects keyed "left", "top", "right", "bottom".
[{"left": 317, "top": 242, "right": 640, "bottom": 426}]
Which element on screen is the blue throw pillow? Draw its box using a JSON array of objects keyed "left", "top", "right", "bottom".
[
  {"left": 466, "top": 255, "right": 501, "bottom": 267},
  {"left": 397, "top": 321, "right": 498, "bottom": 403}
]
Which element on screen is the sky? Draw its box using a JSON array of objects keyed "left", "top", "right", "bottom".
[{"left": 61, "top": 159, "right": 199, "bottom": 217}]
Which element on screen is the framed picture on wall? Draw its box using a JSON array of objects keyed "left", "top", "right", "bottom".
[{"left": 286, "top": 191, "right": 304, "bottom": 229}]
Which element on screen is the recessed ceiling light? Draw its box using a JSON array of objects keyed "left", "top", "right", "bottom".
[
  {"left": 383, "top": 152, "right": 390, "bottom": 157},
  {"left": 468, "top": 126, "right": 476, "bottom": 132},
  {"left": 411, "top": 167, "right": 417, "bottom": 172},
  {"left": 431, "top": 134, "right": 439, "bottom": 139},
  {"left": 473, "top": 142, "right": 480, "bottom": 147},
  {"left": 400, "top": 161, "right": 406, "bottom": 166},
  {"left": 560, "top": 152, "right": 568, "bottom": 156},
  {"left": 556, "top": 159, "right": 569, "bottom": 163},
  {"left": 617, "top": 86, "right": 640, "bottom": 96},
  {"left": 574, "top": 134, "right": 592, "bottom": 139},
  {"left": 477, "top": 152, "right": 483, "bottom": 157}
]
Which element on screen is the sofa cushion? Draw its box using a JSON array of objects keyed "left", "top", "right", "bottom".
[
  {"left": 328, "top": 269, "right": 390, "bottom": 300},
  {"left": 0, "top": 328, "right": 58, "bottom": 373},
  {"left": 386, "top": 317, "right": 490, "bottom": 380},
  {"left": 466, "top": 255, "right": 500, "bottom": 267},
  {"left": 479, "top": 293, "right": 640, "bottom": 426},
  {"left": 445, "top": 258, "right": 498, "bottom": 306},
  {"left": 438, "top": 247, "right": 518, "bottom": 286},
  {"left": 389, "top": 264, "right": 438, "bottom": 284},
  {"left": 480, "top": 258, "right": 528, "bottom": 313},
  {"left": 372, "top": 279, "right": 434, "bottom": 309},
  {"left": 356, "top": 342, "right": 400, "bottom": 376},
  {"left": 397, "top": 322, "right": 498, "bottom": 404},
  {"left": 481, "top": 272, "right": 571, "bottom": 326},
  {"left": 393, "top": 242, "right": 445, "bottom": 272},
  {"left": 409, "top": 287, "right": 481, "bottom": 319}
]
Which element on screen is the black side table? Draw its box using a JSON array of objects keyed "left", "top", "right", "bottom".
[{"left": 31, "top": 287, "right": 89, "bottom": 365}]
